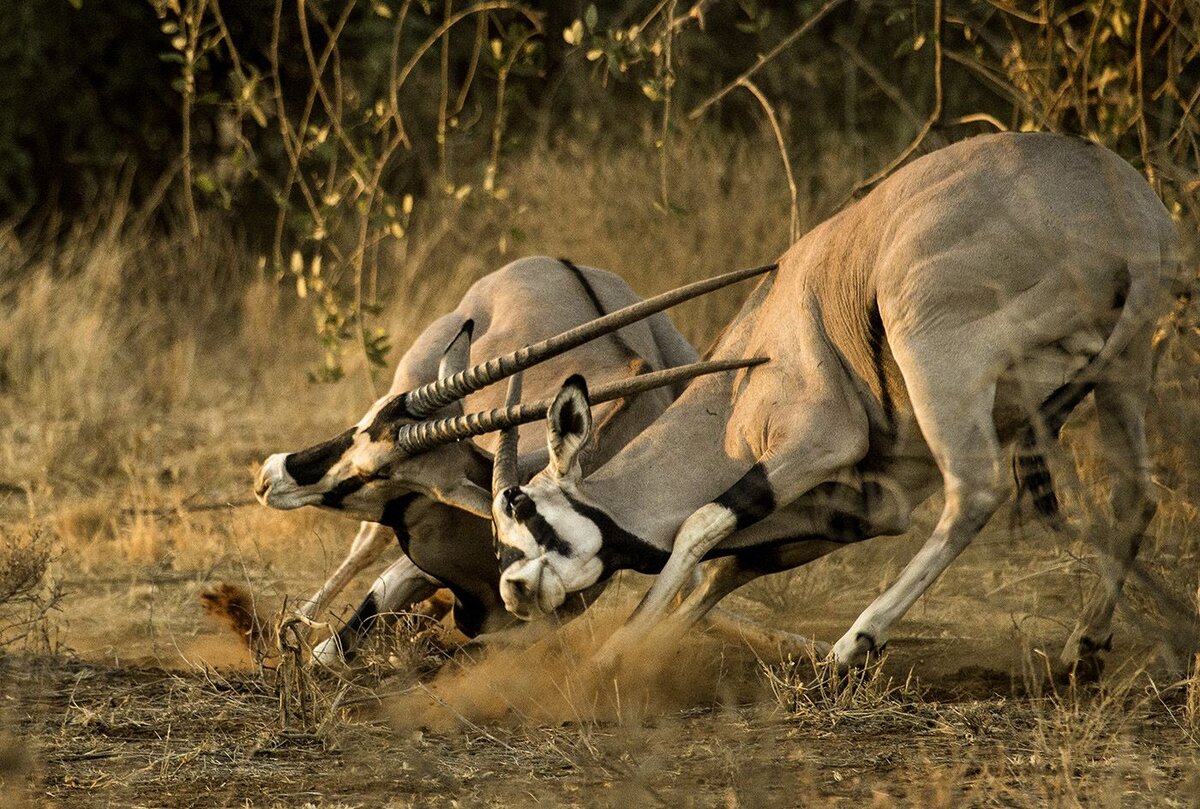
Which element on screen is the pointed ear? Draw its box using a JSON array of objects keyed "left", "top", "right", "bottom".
[
  {"left": 438, "top": 319, "right": 474, "bottom": 381},
  {"left": 547, "top": 375, "right": 592, "bottom": 479}
]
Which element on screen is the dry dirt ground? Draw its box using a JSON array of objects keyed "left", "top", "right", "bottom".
[{"left": 3, "top": 492, "right": 1199, "bottom": 807}]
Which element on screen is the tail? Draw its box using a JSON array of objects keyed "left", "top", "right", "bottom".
[{"left": 1013, "top": 262, "right": 1163, "bottom": 524}]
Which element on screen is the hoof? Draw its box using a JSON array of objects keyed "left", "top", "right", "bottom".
[
  {"left": 311, "top": 637, "right": 352, "bottom": 671},
  {"left": 1060, "top": 634, "right": 1111, "bottom": 684},
  {"left": 829, "top": 630, "right": 887, "bottom": 671}
]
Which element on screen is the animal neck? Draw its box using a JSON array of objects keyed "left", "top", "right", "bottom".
[{"left": 573, "top": 370, "right": 757, "bottom": 556}]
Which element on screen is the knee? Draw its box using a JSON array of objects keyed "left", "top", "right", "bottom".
[{"left": 946, "top": 481, "right": 1004, "bottom": 527}]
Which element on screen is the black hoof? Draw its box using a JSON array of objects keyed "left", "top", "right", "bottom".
[{"left": 1061, "top": 635, "right": 1111, "bottom": 685}]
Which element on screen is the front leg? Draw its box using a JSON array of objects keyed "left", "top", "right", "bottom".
[
  {"left": 300, "top": 521, "right": 392, "bottom": 621},
  {"left": 312, "top": 555, "right": 440, "bottom": 668},
  {"left": 594, "top": 431, "right": 868, "bottom": 669},
  {"left": 593, "top": 502, "right": 739, "bottom": 667}
]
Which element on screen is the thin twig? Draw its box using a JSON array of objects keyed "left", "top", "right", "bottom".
[
  {"left": 847, "top": 0, "right": 943, "bottom": 198},
  {"left": 739, "top": 78, "right": 799, "bottom": 242},
  {"left": 834, "top": 34, "right": 922, "bottom": 127},
  {"left": 687, "top": 0, "right": 846, "bottom": 121},
  {"left": 120, "top": 498, "right": 257, "bottom": 518},
  {"left": 659, "top": 0, "right": 678, "bottom": 210}
]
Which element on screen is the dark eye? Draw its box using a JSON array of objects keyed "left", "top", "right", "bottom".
[{"left": 502, "top": 487, "right": 534, "bottom": 520}]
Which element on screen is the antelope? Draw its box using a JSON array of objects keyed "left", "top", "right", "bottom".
[
  {"left": 486, "top": 133, "right": 1181, "bottom": 674},
  {"left": 254, "top": 256, "right": 772, "bottom": 665}
]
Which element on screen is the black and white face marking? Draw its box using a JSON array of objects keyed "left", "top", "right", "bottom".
[
  {"left": 491, "top": 376, "right": 605, "bottom": 619},
  {"left": 491, "top": 480, "right": 604, "bottom": 619},
  {"left": 254, "top": 391, "right": 415, "bottom": 515},
  {"left": 255, "top": 321, "right": 476, "bottom": 516}
]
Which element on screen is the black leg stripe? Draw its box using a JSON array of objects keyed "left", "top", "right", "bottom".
[
  {"left": 714, "top": 463, "right": 776, "bottom": 530},
  {"left": 335, "top": 592, "right": 380, "bottom": 661}
]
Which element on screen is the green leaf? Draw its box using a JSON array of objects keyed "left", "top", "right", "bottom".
[
  {"left": 585, "top": 4, "right": 598, "bottom": 31},
  {"left": 194, "top": 172, "right": 217, "bottom": 194}
]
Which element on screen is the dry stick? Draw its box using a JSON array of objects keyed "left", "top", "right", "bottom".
[
  {"left": 943, "top": 49, "right": 1031, "bottom": 117},
  {"left": 453, "top": 12, "right": 488, "bottom": 117},
  {"left": 437, "top": 0, "right": 453, "bottom": 189},
  {"left": 659, "top": 0, "right": 678, "bottom": 210},
  {"left": 386, "top": 0, "right": 415, "bottom": 149},
  {"left": 268, "top": 0, "right": 338, "bottom": 268},
  {"left": 393, "top": 4, "right": 542, "bottom": 117},
  {"left": 951, "top": 112, "right": 1009, "bottom": 131},
  {"left": 120, "top": 498, "right": 257, "bottom": 518},
  {"left": 297, "top": 0, "right": 367, "bottom": 189},
  {"left": 487, "top": 27, "right": 537, "bottom": 192},
  {"left": 846, "top": 0, "right": 943, "bottom": 199},
  {"left": 739, "top": 79, "right": 799, "bottom": 243},
  {"left": 180, "top": 0, "right": 211, "bottom": 239},
  {"left": 686, "top": 0, "right": 847, "bottom": 122},
  {"left": 310, "top": 1, "right": 350, "bottom": 192},
  {"left": 1136, "top": 0, "right": 1158, "bottom": 190}
]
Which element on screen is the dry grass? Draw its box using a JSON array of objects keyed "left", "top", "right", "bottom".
[{"left": 0, "top": 137, "right": 1198, "bottom": 805}]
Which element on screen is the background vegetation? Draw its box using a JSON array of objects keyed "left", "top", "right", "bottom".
[{"left": 0, "top": 1, "right": 1198, "bottom": 805}]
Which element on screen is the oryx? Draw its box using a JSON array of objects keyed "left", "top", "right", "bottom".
[
  {"left": 254, "top": 256, "right": 770, "bottom": 665},
  {"left": 485, "top": 133, "right": 1181, "bottom": 673}
]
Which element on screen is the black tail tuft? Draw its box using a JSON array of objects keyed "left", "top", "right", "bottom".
[
  {"left": 1012, "top": 373, "right": 1099, "bottom": 527},
  {"left": 1013, "top": 431, "right": 1061, "bottom": 520}
]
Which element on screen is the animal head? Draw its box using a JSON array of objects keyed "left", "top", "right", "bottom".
[
  {"left": 491, "top": 377, "right": 606, "bottom": 618},
  {"left": 255, "top": 262, "right": 777, "bottom": 523},
  {"left": 254, "top": 322, "right": 488, "bottom": 521}
]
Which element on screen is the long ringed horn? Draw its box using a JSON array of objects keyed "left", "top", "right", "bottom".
[
  {"left": 491, "top": 372, "right": 523, "bottom": 497},
  {"left": 403, "top": 262, "right": 777, "bottom": 417},
  {"left": 398, "top": 357, "right": 769, "bottom": 456}
]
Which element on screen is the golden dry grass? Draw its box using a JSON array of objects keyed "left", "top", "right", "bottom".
[{"left": 1, "top": 136, "right": 1198, "bottom": 805}]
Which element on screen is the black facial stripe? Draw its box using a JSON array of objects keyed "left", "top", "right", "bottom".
[
  {"left": 284, "top": 429, "right": 355, "bottom": 486},
  {"left": 714, "top": 463, "right": 776, "bottom": 530},
  {"left": 524, "top": 511, "right": 574, "bottom": 557},
  {"left": 320, "top": 474, "right": 368, "bottom": 508},
  {"left": 563, "top": 493, "right": 669, "bottom": 576},
  {"left": 366, "top": 394, "right": 413, "bottom": 441}
]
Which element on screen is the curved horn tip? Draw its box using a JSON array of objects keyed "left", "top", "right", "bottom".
[{"left": 562, "top": 374, "right": 590, "bottom": 403}]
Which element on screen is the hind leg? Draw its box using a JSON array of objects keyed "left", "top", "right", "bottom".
[
  {"left": 1061, "top": 372, "right": 1155, "bottom": 675},
  {"left": 831, "top": 341, "right": 1009, "bottom": 668}
]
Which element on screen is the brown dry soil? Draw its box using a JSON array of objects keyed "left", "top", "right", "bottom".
[{"left": 4, "top": 576, "right": 1200, "bottom": 808}]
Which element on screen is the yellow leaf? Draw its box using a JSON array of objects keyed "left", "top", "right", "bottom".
[{"left": 563, "top": 20, "right": 584, "bottom": 46}]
